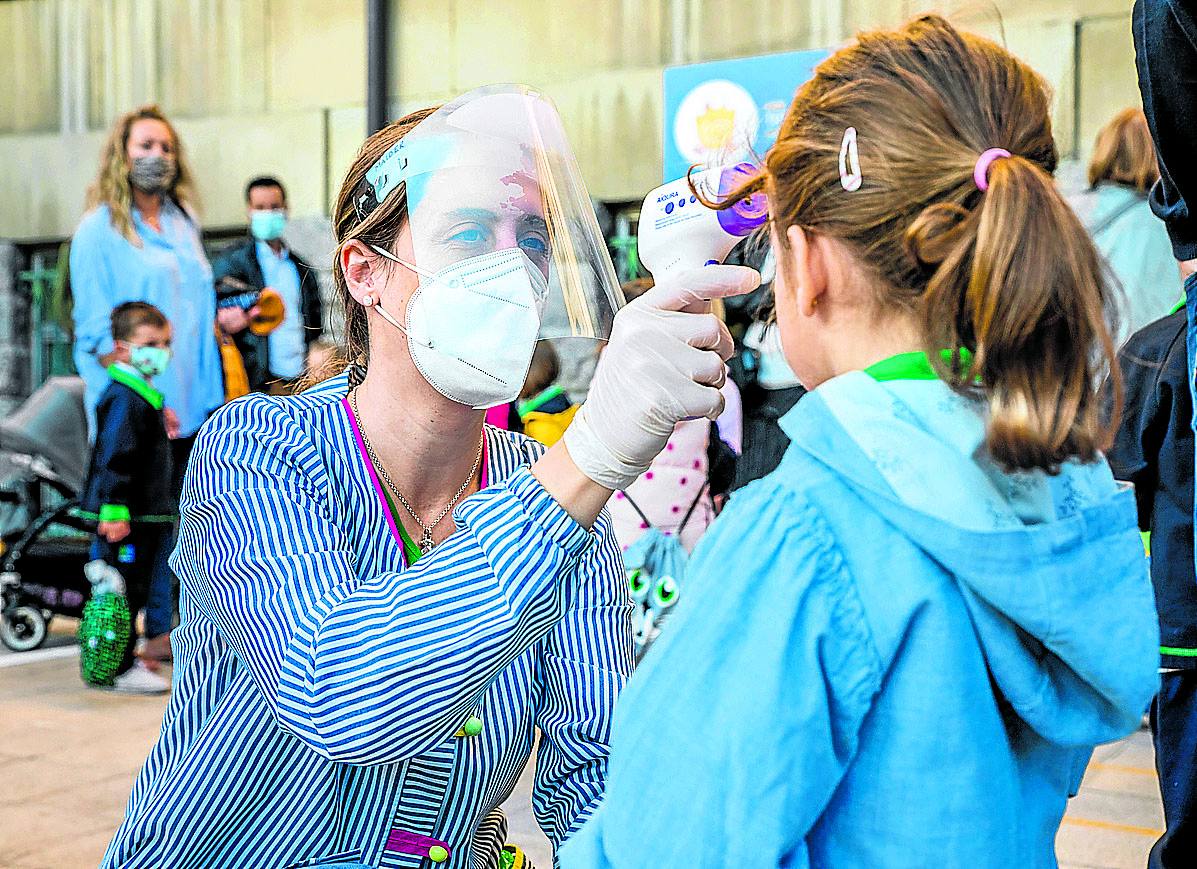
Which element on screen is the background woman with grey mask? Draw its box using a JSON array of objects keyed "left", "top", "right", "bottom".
[{"left": 70, "top": 104, "right": 229, "bottom": 677}]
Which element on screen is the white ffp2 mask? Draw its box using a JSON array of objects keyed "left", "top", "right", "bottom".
[{"left": 369, "top": 246, "right": 548, "bottom": 408}]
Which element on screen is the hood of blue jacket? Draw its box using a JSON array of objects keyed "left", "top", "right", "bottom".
[{"left": 781, "top": 373, "right": 1160, "bottom": 746}]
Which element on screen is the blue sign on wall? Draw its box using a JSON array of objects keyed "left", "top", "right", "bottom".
[{"left": 663, "top": 48, "right": 829, "bottom": 182}]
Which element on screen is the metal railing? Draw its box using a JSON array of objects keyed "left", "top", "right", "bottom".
[{"left": 17, "top": 250, "right": 75, "bottom": 392}]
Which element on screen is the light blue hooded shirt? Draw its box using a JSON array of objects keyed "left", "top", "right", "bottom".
[{"left": 561, "top": 360, "right": 1159, "bottom": 868}]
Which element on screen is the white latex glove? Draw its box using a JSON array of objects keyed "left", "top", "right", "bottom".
[{"left": 564, "top": 265, "right": 761, "bottom": 490}]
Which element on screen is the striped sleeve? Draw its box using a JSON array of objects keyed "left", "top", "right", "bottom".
[
  {"left": 172, "top": 394, "right": 594, "bottom": 765},
  {"left": 531, "top": 506, "right": 634, "bottom": 849}
]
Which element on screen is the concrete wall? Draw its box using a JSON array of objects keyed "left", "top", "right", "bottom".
[{"left": 0, "top": 0, "right": 1144, "bottom": 242}]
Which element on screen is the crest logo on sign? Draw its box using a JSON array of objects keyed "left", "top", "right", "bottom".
[{"left": 673, "top": 79, "right": 760, "bottom": 167}]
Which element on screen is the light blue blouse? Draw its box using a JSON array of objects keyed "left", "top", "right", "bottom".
[
  {"left": 70, "top": 201, "right": 224, "bottom": 438},
  {"left": 102, "top": 374, "right": 632, "bottom": 868}
]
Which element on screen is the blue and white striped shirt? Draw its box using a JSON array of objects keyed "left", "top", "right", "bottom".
[{"left": 102, "top": 373, "right": 632, "bottom": 868}]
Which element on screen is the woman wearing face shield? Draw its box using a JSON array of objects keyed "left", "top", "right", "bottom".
[{"left": 101, "top": 89, "right": 758, "bottom": 869}]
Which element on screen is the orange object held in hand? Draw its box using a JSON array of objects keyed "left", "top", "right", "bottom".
[
  {"left": 216, "top": 326, "right": 250, "bottom": 402},
  {"left": 249, "top": 287, "right": 286, "bottom": 336}
]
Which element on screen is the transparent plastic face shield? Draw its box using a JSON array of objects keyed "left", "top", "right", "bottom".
[{"left": 358, "top": 84, "right": 624, "bottom": 340}]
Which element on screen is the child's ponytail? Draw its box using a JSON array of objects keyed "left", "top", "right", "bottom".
[{"left": 915, "top": 154, "right": 1119, "bottom": 470}]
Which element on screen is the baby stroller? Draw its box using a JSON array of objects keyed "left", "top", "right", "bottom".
[{"left": 0, "top": 377, "right": 94, "bottom": 651}]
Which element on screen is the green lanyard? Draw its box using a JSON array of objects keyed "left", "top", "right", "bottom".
[
  {"left": 517, "top": 384, "right": 565, "bottom": 419},
  {"left": 865, "top": 348, "right": 974, "bottom": 382},
  {"left": 107, "top": 364, "right": 165, "bottom": 409},
  {"left": 380, "top": 485, "right": 423, "bottom": 565}
]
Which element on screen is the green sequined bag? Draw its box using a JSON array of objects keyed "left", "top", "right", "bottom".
[{"left": 78, "top": 589, "right": 130, "bottom": 687}]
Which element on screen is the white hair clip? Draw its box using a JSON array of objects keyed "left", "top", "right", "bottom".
[{"left": 839, "top": 127, "right": 862, "bottom": 192}]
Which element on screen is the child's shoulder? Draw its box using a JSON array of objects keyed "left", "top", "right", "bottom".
[
  {"left": 95, "top": 377, "right": 162, "bottom": 421},
  {"left": 1122, "top": 308, "right": 1186, "bottom": 363},
  {"left": 1120, "top": 308, "right": 1188, "bottom": 400},
  {"left": 97, "top": 376, "right": 135, "bottom": 405}
]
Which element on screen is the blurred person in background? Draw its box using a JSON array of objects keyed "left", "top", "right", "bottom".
[
  {"left": 723, "top": 253, "right": 808, "bottom": 489},
  {"left": 736, "top": 321, "right": 806, "bottom": 487},
  {"left": 518, "top": 342, "right": 578, "bottom": 446},
  {"left": 1070, "top": 108, "right": 1178, "bottom": 341},
  {"left": 79, "top": 302, "right": 177, "bottom": 695},
  {"left": 1134, "top": 2, "right": 1197, "bottom": 864},
  {"left": 211, "top": 175, "right": 325, "bottom": 394},
  {"left": 606, "top": 277, "right": 741, "bottom": 553},
  {"left": 70, "top": 104, "right": 227, "bottom": 661}
]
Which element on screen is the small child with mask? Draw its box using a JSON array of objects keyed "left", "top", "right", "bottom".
[{"left": 79, "top": 301, "right": 176, "bottom": 694}]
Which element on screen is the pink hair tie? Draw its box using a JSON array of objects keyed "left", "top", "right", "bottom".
[{"left": 973, "top": 148, "right": 1011, "bottom": 192}]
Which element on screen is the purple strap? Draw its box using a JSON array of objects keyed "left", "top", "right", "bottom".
[
  {"left": 343, "top": 398, "right": 406, "bottom": 560},
  {"left": 343, "top": 398, "right": 492, "bottom": 567},
  {"left": 384, "top": 828, "right": 451, "bottom": 859}
]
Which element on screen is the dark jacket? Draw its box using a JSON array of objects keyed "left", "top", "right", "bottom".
[
  {"left": 1135, "top": 0, "right": 1197, "bottom": 260},
  {"left": 211, "top": 236, "right": 323, "bottom": 389},
  {"left": 80, "top": 370, "right": 175, "bottom": 523},
  {"left": 1107, "top": 306, "right": 1197, "bottom": 669}
]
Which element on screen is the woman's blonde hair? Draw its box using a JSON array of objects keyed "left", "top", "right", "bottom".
[
  {"left": 1088, "top": 107, "right": 1160, "bottom": 194},
  {"left": 727, "top": 14, "right": 1119, "bottom": 471},
  {"left": 85, "top": 104, "right": 199, "bottom": 245}
]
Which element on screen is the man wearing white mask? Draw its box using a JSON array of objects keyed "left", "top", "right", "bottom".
[{"left": 211, "top": 175, "right": 325, "bottom": 392}]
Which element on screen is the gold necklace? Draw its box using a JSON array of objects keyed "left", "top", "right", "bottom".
[{"left": 350, "top": 388, "right": 483, "bottom": 554}]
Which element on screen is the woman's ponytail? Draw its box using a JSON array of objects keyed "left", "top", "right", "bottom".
[{"left": 920, "top": 155, "right": 1119, "bottom": 471}]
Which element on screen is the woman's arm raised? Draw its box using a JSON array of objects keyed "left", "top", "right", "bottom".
[{"left": 534, "top": 265, "right": 759, "bottom": 525}]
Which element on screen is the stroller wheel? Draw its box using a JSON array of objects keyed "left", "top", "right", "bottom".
[{"left": 0, "top": 605, "right": 48, "bottom": 652}]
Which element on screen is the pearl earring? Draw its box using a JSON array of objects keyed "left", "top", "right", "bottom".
[{"left": 363, "top": 294, "right": 375, "bottom": 307}]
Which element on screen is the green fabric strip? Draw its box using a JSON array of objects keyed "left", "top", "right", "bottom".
[
  {"left": 1141, "top": 530, "right": 1151, "bottom": 557},
  {"left": 107, "top": 364, "right": 164, "bottom": 410},
  {"left": 98, "top": 504, "right": 131, "bottom": 522},
  {"left": 865, "top": 348, "right": 975, "bottom": 383},
  {"left": 517, "top": 384, "right": 565, "bottom": 419},
  {"left": 75, "top": 508, "right": 177, "bottom": 524},
  {"left": 1160, "top": 646, "right": 1197, "bottom": 657},
  {"left": 381, "top": 485, "right": 423, "bottom": 565},
  {"left": 1169, "top": 293, "right": 1186, "bottom": 316}
]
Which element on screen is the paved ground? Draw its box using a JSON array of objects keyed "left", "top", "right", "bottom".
[{"left": 0, "top": 622, "right": 1162, "bottom": 868}]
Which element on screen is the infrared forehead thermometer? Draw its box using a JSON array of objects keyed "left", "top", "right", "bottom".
[{"left": 638, "top": 162, "right": 768, "bottom": 282}]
